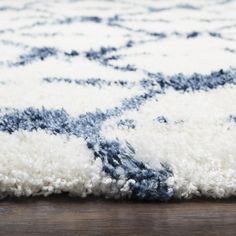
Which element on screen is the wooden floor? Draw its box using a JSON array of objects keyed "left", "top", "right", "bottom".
[{"left": 0, "top": 195, "right": 235, "bottom": 236}]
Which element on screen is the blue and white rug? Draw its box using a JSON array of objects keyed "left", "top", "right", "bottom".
[{"left": 0, "top": 0, "right": 236, "bottom": 200}]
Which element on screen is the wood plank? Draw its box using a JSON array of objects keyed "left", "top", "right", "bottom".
[{"left": 0, "top": 195, "right": 235, "bottom": 236}]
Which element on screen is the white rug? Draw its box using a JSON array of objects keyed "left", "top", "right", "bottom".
[{"left": 0, "top": 0, "right": 236, "bottom": 200}]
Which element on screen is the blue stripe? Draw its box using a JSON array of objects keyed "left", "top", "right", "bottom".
[
  {"left": 145, "top": 69, "right": 236, "bottom": 91},
  {"left": 43, "top": 77, "right": 135, "bottom": 88}
]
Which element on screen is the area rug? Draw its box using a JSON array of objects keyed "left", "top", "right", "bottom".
[{"left": 0, "top": 0, "right": 235, "bottom": 200}]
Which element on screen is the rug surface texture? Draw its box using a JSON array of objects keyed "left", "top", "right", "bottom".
[{"left": 0, "top": 0, "right": 236, "bottom": 200}]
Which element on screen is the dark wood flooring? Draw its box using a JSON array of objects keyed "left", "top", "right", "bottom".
[{"left": 0, "top": 195, "right": 235, "bottom": 236}]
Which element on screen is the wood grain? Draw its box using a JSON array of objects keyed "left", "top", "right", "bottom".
[{"left": 0, "top": 195, "right": 235, "bottom": 236}]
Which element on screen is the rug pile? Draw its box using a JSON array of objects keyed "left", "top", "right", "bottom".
[{"left": 0, "top": 0, "right": 236, "bottom": 200}]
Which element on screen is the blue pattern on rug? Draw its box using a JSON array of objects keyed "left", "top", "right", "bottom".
[{"left": 0, "top": 0, "right": 236, "bottom": 200}]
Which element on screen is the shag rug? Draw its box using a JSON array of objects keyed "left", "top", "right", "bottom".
[{"left": 0, "top": 0, "right": 236, "bottom": 201}]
